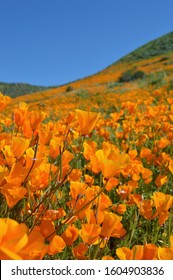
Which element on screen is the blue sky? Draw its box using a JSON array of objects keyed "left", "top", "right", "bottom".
[{"left": 0, "top": 0, "right": 173, "bottom": 86}]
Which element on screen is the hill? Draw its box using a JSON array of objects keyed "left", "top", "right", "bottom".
[
  {"left": 1, "top": 31, "right": 173, "bottom": 102},
  {"left": 1, "top": 32, "right": 173, "bottom": 260}
]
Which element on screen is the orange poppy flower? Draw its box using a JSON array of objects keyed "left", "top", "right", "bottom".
[
  {"left": 2, "top": 145, "right": 16, "bottom": 166},
  {"left": 158, "top": 247, "right": 173, "bottom": 260},
  {"left": 11, "top": 137, "right": 30, "bottom": 158},
  {"left": 49, "top": 138, "right": 63, "bottom": 159},
  {"left": 67, "top": 196, "right": 92, "bottom": 220},
  {"left": 116, "top": 244, "right": 158, "bottom": 260},
  {"left": 97, "top": 192, "right": 112, "bottom": 211},
  {"left": 128, "top": 194, "right": 142, "bottom": 207},
  {"left": 61, "top": 225, "right": 79, "bottom": 246},
  {"left": 152, "top": 192, "right": 173, "bottom": 225},
  {"left": 47, "top": 235, "right": 66, "bottom": 255},
  {"left": 140, "top": 199, "right": 154, "bottom": 220},
  {"left": 100, "top": 212, "right": 126, "bottom": 238},
  {"left": 116, "top": 247, "right": 133, "bottom": 260},
  {"left": 0, "top": 218, "right": 28, "bottom": 260},
  {"left": 140, "top": 147, "right": 153, "bottom": 162},
  {"left": 83, "top": 140, "right": 97, "bottom": 161},
  {"left": 40, "top": 219, "right": 56, "bottom": 241},
  {"left": 102, "top": 255, "right": 114, "bottom": 260},
  {"left": 69, "top": 181, "right": 87, "bottom": 200},
  {"left": 68, "top": 168, "right": 82, "bottom": 181},
  {"left": 76, "top": 109, "right": 101, "bottom": 136},
  {"left": 0, "top": 165, "right": 8, "bottom": 186},
  {"left": 29, "top": 163, "right": 50, "bottom": 192},
  {"left": 80, "top": 223, "right": 101, "bottom": 245},
  {"left": 95, "top": 149, "right": 129, "bottom": 179},
  {"left": 105, "top": 177, "right": 119, "bottom": 191},
  {"left": 5, "top": 162, "right": 28, "bottom": 185},
  {"left": 65, "top": 112, "right": 75, "bottom": 124},
  {"left": 156, "top": 137, "right": 170, "bottom": 149},
  {"left": 85, "top": 208, "right": 104, "bottom": 225},
  {"left": 141, "top": 168, "right": 153, "bottom": 184},
  {"left": 22, "top": 117, "right": 33, "bottom": 138},
  {"left": 86, "top": 154, "right": 100, "bottom": 174},
  {"left": 13, "top": 102, "right": 28, "bottom": 127},
  {"left": 1, "top": 183, "right": 27, "bottom": 208},
  {"left": 112, "top": 204, "right": 126, "bottom": 214},
  {"left": 0, "top": 92, "right": 11, "bottom": 111},
  {"left": 20, "top": 227, "right": 46, "bottom": 260},
  {"left": 155, "top": 174, "right": 168, "bottom": 188},
  {"left": 29, "top": 110, "right": 47, "bottom": 131},
  {"left": 128, "top": 149, "right": 138, "bottom": 160},
  {"left": 84, "top": 174, "right": 94, "bottom": 185},
  {"left": 72, "top": 242, "right": 88, "bottom": 260},
  {"left": 142, "top": 244, "right": 158, "bottom": 260},
  {"left": 117, "top": 180, "right": 138, "bottom": 200},
  {"left": 44, "top": 209, "right": 66, "bottom": 221}
]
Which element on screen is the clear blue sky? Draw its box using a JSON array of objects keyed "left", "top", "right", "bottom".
[{"left": 0, "top": 0, "right": 173, "bottom": 86}]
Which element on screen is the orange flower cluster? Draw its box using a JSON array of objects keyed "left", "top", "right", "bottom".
[{"left": 0, "top": 81, "right": 173, "bottom": 260}]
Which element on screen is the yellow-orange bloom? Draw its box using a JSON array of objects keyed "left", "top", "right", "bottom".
[
  {"left": 158, "top": 247, "right": 173, "bottom": 260},
  {"left": 20, "top": 227, "right": 46, "bottom": 260},
  {"left": 80, "top": 224, "right": 101, "bottom": 245},
  {"left": 95, "top": 149, "right": 129, "bottom": 179},
  {"left": 116, "top": 244, "right": 158, "bottom": 260},
  {"left": 61, "top": 225, "right": 79, "bottom": 246},
  {"left": 0, "top": 92, "right": 11, "bottom": 111},
  {"left": 13, "top": 102, "right": 28, "bottom": 127},
  {"left": 155, "top": 174, "right": 168, "bottom": 188},
  {"left": 47, "top": 235, "right": 66, "bottom": 255},
  {"left": 1, "top": 183, "right": 27, "bottom": 208},
  {"left": 76, "top": 109, "right": 100, "bottom": 136},
  {"left": 100, "top": 212, "right": 126, "bottom": 238},
  {"left": 29, "top": 111, "right": 47, "bottom": 131},
  {"left": 72, "top": 242, "right": 88, "bottom": 260},
  {"left": 11, "top": 137, "right": 30, "bottom": 158},
  {"left": 152, "top": 192, "right": 173, "bottom": 225},
  {"left": 0, "top": 218, "right": 28, "bottom": 260}
]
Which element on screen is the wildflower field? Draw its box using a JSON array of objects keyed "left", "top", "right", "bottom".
[{"left": 1, "top": 52, "right": 173, "bottom": 260}]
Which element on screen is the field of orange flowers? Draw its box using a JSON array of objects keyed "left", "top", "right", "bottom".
[{"left": 0, "top": 81, "right": 173, "bottom": 260}]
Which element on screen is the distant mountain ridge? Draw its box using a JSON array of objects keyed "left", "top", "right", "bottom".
[{"left": 0, "top": 82, "right": 56, "bottom": 98}]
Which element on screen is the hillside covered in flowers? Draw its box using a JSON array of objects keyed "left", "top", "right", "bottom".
[{"left": 0, "top": 32, "right": 173, "bottom": 260}]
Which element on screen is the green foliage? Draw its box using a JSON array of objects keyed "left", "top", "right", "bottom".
[
  {"left": 115, "top": 32, "right": 173, "bottom": 64},
  {"left": 65, "top": 85, "right": 74, "bottom": 92},
  {"left": 107, "top": 82, "right": 123, "bottom": 88},
  {"left": 75, "top": 89, "right": 89, "bottom": 99},
  {"left": 118, "top": 69, "right": 146, "bottom": 82},
  {"left": 167, "top": 79, "right": 173, "bottom": 91},
  {"left": 147, "top": 71, "right": 167, "bottom": 88}
]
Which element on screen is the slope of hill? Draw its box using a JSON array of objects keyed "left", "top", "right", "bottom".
[
  {"left": 116, "top": 31, "right": 173, "bottom": 63},
  {"left": 1, "top": 31, "right": 173, "bottom": 100},
  {"left": 1, "top": 32, "right": 173, "bottom": 260}
]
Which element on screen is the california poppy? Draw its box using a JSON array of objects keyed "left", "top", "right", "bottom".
[
  {"left": 80, "top": 223, "right": 101, "bottom": 245},
  {"left": 76, "top": 109, "right": 100, "bottom": 136},
  {"left": 47, "top": 235, "right": 66, "bottom": 255},
  {"left": 61, "top": 225, "right": 79, "bottom": 246},
  {"left": 0, "top": 92, "right": 11, "bottom": 111},
  {"left": 95, "top": 148, "right": 129, "bottom": 179},
  {"left": 72, "top": 242, "right": 88, "bottom": 260},
  {"left": 0, "top": 218, "right": 28, "bottom": 260},
  {"left": 13, "top": 102, "right": 28, "bottom": 127}
]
